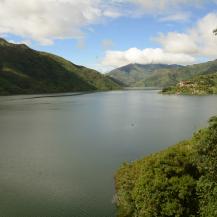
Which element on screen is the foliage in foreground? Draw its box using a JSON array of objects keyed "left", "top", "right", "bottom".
[{"left": 115, "top": 116, "right": 217, "bottom": 217}]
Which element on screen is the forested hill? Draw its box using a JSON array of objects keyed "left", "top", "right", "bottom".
[
  {"left": 108, "top": 63, "right": 182, "bottom": 87},
  {"left": 0, "top": 38, "right": 120, "bottom": 95},
  {"left": 162, "top": 72, "right": 217, "bottom": 95},
  {"left": 108, "top": 60, "right": 217, "bottom": 87}
]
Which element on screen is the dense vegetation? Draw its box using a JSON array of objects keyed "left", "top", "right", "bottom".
[
  {"left": 115, "top": 116, "right": 217, "bottom": 217},
  {"left": 162, "top": 73, "right": 217, "bottom": 95},
  {"left": 0, "top": 38, "right": 120, "bottom": 95},
  {"left": 108, "top": 63, "right": 182, "bottom": 87},
  {"left": 108, "top": 60, "right": 217, "bottom": 88}
]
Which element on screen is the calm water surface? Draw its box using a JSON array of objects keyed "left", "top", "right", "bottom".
[{"left": 0, "top": 90, "right": 217, "bottom": 217}]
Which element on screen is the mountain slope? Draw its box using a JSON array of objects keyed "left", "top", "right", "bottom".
[
  {"left": 108, "top": 60, "right": 217, "bottom": 87},
  {"left": 0, "top": 38, "right": 120, "bottom": 95},
  {"left": 136, "top": 60, "right": 217, "bottom": 87},
  {"left": 108, "top": 63, "right": 183, "bottom": 87},
  {"left": 162, "top": 72, "right": 217, "bottom": 95}
]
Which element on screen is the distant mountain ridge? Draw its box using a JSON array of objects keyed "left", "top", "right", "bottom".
[
  {"left": 108, "top": 63, "right": 182, "bottom": 87},
  {"left": 108, "top": 60, "right": 217, "bottom": 87},
  {"left": 0, "top": 38, "right": 120, "bottom": 95}
]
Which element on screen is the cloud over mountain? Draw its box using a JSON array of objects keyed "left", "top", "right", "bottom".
[
  {"left": 102, "top": 13, "right": 217, "bottom": 68},
  {"left": 102, "top": 48, "right": 196, "bottom": 68}
]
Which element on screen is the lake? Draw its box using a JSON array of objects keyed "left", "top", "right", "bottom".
[{"left": 0, "top": 90, "right": 217, "bottom": 217}]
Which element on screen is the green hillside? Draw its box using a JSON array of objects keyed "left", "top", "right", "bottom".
[
  {"left": 0, "top": 38, "right": 120, "bottom": 95},
  {"left": 108, "top": 63, "right": 182, "bottom": 87},
  {"left": 115, "top": 116, "right": 217, "bottom": 217},
  {"left": 108, "top": 60, "right": 217, "bottom": 87},
  {"left": 162, "top": 72, "right": 217, "bottom": 95}
]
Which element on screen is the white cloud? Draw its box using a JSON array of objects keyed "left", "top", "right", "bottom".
[
  {"left": 159, "top": 12, "right": 191, "bottom": 22},
  {"left": 156, "top": 13, "right": 217, "bottom": 57},
  {"left": 105, "top": 0, "right": 199, "bottom": 18},
  {"left": 155, "top": 32, "right": 199, "bottom": 54},
  {"left": 0, "top": 0, "right": 120, "bottom": 45},
  {"left": 123, "top": 0, "right": 215, "bottom": 21},
  {"left": 102, "top": 48, "right": 196, "bottom": 68},
  {"left": 129, "top": 0, "right": 204, "bottom": 12},
  {"left": 0, "top": 0, "right": 216, "bottom": 45}
]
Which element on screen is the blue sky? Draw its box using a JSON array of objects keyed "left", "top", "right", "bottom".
[{"left": 1, "top": 0, "right": 217, "bottom": 72}]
